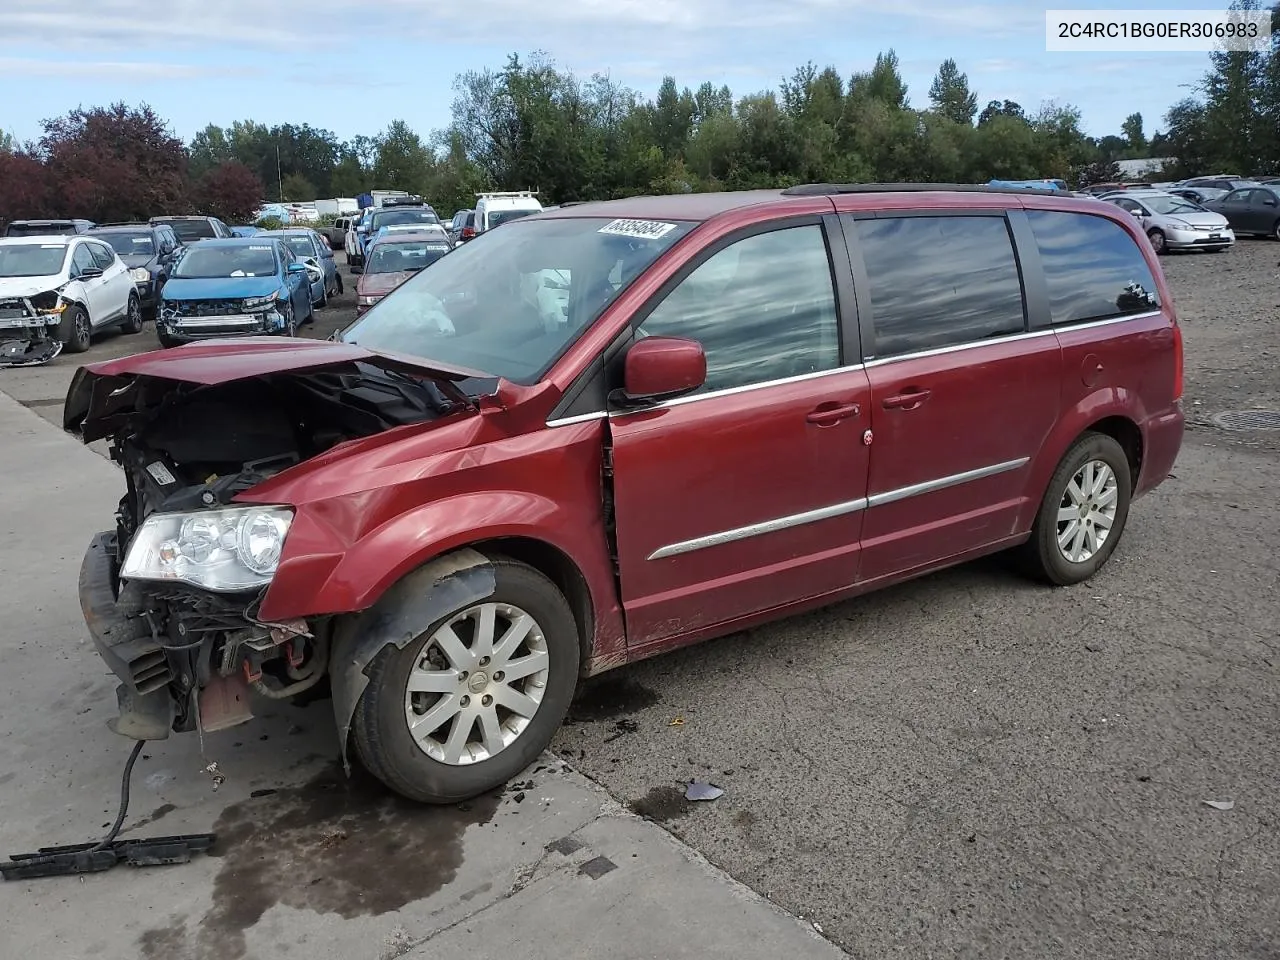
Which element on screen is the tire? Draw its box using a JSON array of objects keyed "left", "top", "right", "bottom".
[
  {"left": 351, "top": 558, "right": 580, "bottom": 804},
  {"left": 157, "top": 330, "right": 180, "bottom": 348},
  {"left": 58, "top": 303, "right": 92, "bottom": 353},
  {"left": 1147, "top": 229, "right": 1166, "bottom": 254},
  {"left": 120, "top": 293, "right": 144, "bottom": 334},
  {"left": 1016, "top": 432, "right": 1133, "bottom": 586},
  {"left": 335, "top": 272, "right": 344, "bottom": 295},
  {"left": 316, "top": 283, "right": 327, "bottom": 309},
  {"left": 1272, "top": 218, "right": 1280, "bottom": 241},
  {"left": 282, "top": 301, "right": 297, "bottom": 336}
]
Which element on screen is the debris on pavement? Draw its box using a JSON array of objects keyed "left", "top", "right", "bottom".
[
  {"left": 669, "top": 717, "right": 686, "bottom": 726},
  {"left": 1203, "top": 799, "right": 1235, "bottom": 811},
  {"left": 685, "top": 781, "right": 724, "bottom": 802},
  {"left": 203, "top": 761, "right": 226, "bottom": 791},
  {"left": 604, "top": 718, "right": 639, "bottom": 743}
]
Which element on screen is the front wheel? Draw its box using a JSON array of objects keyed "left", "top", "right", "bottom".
[
  {"left": 1147, "top": 229, "right": 1166, "bottom": 254},
  {"left": 1015, "top": 432, "right": 1133, "bottom": 586},
  {"left": 351, "top": 559, "right": 580, "bottom": 803},
  {"left": 282, "top": 301, "right": 297, "bottom": 336},
  {"left": 58, "top": 303, "right": 92, "bottom": 353}
]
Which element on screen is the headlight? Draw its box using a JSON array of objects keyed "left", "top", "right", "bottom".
[
  {"left": 243, "top": 292, "right": 279, "bottom": 311},
  {"left": 130, "top": 267, "right": 152, "bottom": 283},
  {"left": 121, "top": 505, "right": 294, "bottom": 591},
  {"left": 358, "top": 294, "right": 381, "bottom": 306}
]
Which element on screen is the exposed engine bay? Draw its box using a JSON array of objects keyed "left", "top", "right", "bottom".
[
  {"left": 74, "top": 359, "right": 469, "bottom": 741},
  {"left": 0, "top": 290, "right": 68, "bottom": 367}
]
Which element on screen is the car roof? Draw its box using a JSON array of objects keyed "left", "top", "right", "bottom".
[
  {"left": 370, "top": 229, "right": 450, "bottom": 242},
  {"left": 151, "top": 215, "right": 215, "bottom": 221},
  {"left": 0, "top": 234, "right": 75, "bottom": 245},
  {"left": 91, "top": 223, "right": 157, "bottom": 231},
  {"left": 194, "top": 237, "right": 281, "bottom": 248}
]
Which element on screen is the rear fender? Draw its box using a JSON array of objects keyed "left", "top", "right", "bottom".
[
  {"left": 1016, "top": 387, "right": 1148, "bottom": 531},
  {"left": 328, "top": 547, "right": 495, "bottom": 771}
]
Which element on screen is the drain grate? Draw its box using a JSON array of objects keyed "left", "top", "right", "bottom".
[{"left": 1213, "top": 409, "right": 1280, "bottom": 431}]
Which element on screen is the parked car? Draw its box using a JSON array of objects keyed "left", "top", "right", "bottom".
[
  {"left": 350, "top": 204, "right": 443, "bottom": 267},
  {"left": 327, "top": 216, "right": 353, "bottom": 249},
  {"left": 153, "top": 237, "right": 313, "bottom": 346},
  {"left": 369, "top": 222, "right": 452, "bottom": 249},
  {"left": 474, "top": 191, "right": 542, "bottom": 235},
  {"left": 354, "top": 230, "right": 454, "bottom": 314},
  {"left": 150, "top": 215, "right": 236, "bottom": 244},
  {"left": 448, "top": 209, "right": 477, "bottom": 244},
  {"left": 1168, "top": 186, "right": 1228, "bottom": 205},
  {"left": 1100, "top": 190, "right": 1234, "bottom": 253},
  {"left": 64, "top": 184, "right": 1184, "bottom": 805},
  {"left": 230, "top": 225, "right": 262, "bottom": 238},
  {"left": 89, "top": 223, "right": 184, "bottom": 318},
  {"left": 4, "top": 218, "right": 96, "bottom": 237},
  {"left": 1203, "top": 184, "right": 1280, "bottom": 239},
  {"left": 258, "top": 228, "right": 339, "bottom": 309},
  {"left": 1175, "top": 175, "right": 1259, "bottom": 193},
  {"left": 0, "top": 234, "right": 141, "bottom": 365},
  {"left": 345, "top": 209, "right": 370, "bottom": 264}
]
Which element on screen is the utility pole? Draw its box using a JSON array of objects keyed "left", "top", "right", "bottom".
[{"left": 277, "top": 145, "right": 283, "bottom": 202}]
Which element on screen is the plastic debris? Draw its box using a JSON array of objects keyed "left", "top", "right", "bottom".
[
  {"left": 203, "top": 761, "right": 225, "bottom": 791},
  {"left": 1203, "top": 799, "right": 1234, "bottom": 811},
  {"left": 685, "top": 781, "right": 724, "bottom": 802},
  {"left": 669, "top": 717, "right": 686, "bottom": 726}
]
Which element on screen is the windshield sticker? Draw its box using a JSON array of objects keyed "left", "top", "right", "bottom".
[
  {"left": 248, "top": 245, "right": 272, "bottom": 251},
  {"left": 41, "top": 244, "right": 64, "bottom": 248},
  {"left": 598, "top": 219, "right": 678, "bottom": 240},
  {"left": 131, "top": 238, "right": 150, "bottom": 244}
]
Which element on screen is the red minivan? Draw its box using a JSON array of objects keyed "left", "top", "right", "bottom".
[{"left": 66, "top": 184, "right": 1184, "bottom": 803}]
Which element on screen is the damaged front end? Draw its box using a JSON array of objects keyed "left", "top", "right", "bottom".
[
  {"left": 0, "top": 291, "right": 66, "bottom": 367},
  {"left": 65, "top": 341, "right": 479, "bottom": 743}
]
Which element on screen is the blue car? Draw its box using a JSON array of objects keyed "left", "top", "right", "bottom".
[
  {"left": 257, "top": 228, "right": 340, "bottom": 307},
  {"left": 155, "top": 237, "right": 313, "bottom": 347},
  {"left": 230, "top": 225, "right": 261, "bottom": 237}
]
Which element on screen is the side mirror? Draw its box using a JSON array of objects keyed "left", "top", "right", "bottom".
[
  {"left": 287, "top": 262, "right": 308, "bottom": 274},
  {"left": 78, "top": 266, "right": 104, "bottom": 279},
  {"left": 621, "top": 336, "right": 706, "bottom": 403}
]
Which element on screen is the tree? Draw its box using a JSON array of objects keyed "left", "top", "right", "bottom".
[
  {"left": 372, "top": 120, "right": 433, "bottom": 193},
  {"left": 39, "top": 102, "right": 187, "bottom": 220},
  {"left": 0, "top": 149, "right": 53, "bottom": 223},
  {"left": 929, "top": 59, "right": 978, "bottom": 125},
  {"left": 195, "top": 160, "right": 264, "bottom": 222},
  {"left": 280, "top": 172, "right": 315, "bottom": 200},
  {"left": 977, "top": 99, "right": 1026, "bottom": 126},
  {"left": 0, "top": 130, "right": 14, "bottom": 154},
  {"left": 1121, "top": 112, "right": 1147, "bottom": 155},
  {"left": 1076, "top": 158, "right": 1122, "bottom": 188}
]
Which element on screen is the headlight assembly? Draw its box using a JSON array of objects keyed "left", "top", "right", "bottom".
[
  {"left": 243, "top": 291, "right": 280, "bottom": 312},
  {"left": 121, "top": 505, "right": 294, "bottom": 591},
  {"left": 130, "top": 267, "right": 152, "bottom": 283}
]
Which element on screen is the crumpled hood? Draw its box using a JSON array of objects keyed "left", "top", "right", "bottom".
[
  {"left": 357, "top": 271, "right": 414, "bottom": 296},
  {"left": 63, "top": 336, "right": 489, "bottom": 442},
  {"left": 161, "top": 276, "right": 280, "bottom": 301},
  {"left": 0, "top": 275, "right": 64, "bottom": 299}
]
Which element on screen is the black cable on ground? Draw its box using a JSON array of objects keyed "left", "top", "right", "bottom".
[{"left": 9, "top": 739, "right": 146, "bottom": 871}]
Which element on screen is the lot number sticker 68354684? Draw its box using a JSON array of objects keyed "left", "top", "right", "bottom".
[{"left": 598, "top": 219, "right": 678, "bottom": 240}]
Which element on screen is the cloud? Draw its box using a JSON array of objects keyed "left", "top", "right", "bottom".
[{"left": 0, "top": 56, "right": 250, "bottom": 81}]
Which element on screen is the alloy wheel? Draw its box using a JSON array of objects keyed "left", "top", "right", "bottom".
[
  {"left": 1056, "top": 459, "right": 1119, "bottom": 563},
  {"left": 402, "top": 602, "right": 550, "bottom": 766}
]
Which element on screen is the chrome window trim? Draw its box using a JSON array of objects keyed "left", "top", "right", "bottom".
[
  {"left": 647, "top": 497, "right": 868, "bottom": 561},
  {"left": 645, "top": 456, "right": 1031, "bottom": 561},
  {"left": 544, "top": 310, "right": 1166, "bottom": 427}
]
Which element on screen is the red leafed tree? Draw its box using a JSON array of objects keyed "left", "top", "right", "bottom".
[
  {"left": 0, "top": 149, "right": 54, "bottom": 225},
  {"left": 195, "top": 160, "right": 265, "bottom": 223},
  {"left": 39, "top": 102, "right": 189, "bottom": 221}
]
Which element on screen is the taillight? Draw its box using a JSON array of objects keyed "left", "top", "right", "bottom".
[
  {"left": 461, "top": 226, "right": 475, "bottom": 239},
  {"left": 1171, "top": 321, "right": 1183, "bottom": 401}
]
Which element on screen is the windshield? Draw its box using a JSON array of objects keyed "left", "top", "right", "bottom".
[
  {"left": 339, "top": 216, "right": 695, "bottom": 383},
  {"left": 1146, "top": 196, "right": 1204, "bottom": 215},
  {"left": 98, "top": 231, "right": 156, "bottom": 256},
  {"left": 0, "top": 243, "right": 69, "bottom": 277},
  {"left": 162, "top": 219, "right": 216, "bottom": 242},
  {"left": 367, "top": 239, "right": 452, "bottom": 274},
  {"left": 6, "top": 223, "right": 76, "bottom": 237},
  {"left": 486, "top": 208, "right": 538, "bottom": 229},
  {"left": 173, "top": 243, "right": 278, "bottom": 279},
  {"left": 278, "top": 235, "right": 315, "bottom": 257},
  {"left": 370, "top": 209, "right": 438, "bottom": 231}
]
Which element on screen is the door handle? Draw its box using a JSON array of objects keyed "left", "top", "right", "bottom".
[
  {"left": 806, "top": 401, "right": 861, "bottom": 426},
  {"left": 882, "top": 388, "right": 932, "bottom": 410}
]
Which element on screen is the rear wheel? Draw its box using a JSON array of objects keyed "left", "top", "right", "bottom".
[
  {"left": 1147, "top": 229, "right": 1166, "bottom": 254},
  {"left": 120, "top": 293, "right": 143, "bottom": 334},
  {"left": 351, "top": 559, "right": 580, "bottom": 803},
  {"left": 58, "top": 304, "right": 91, "bottom": 353},
  {"left": 1016, "top": 432, "right": 1133, "bottom": 586},
  {"left": 1272, "top": 218, "right": 1280, "bottom": 241}
]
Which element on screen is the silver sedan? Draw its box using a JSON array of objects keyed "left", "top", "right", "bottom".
[{"left": 1101, "top": 190, "right": 1234, "bottom": 254}]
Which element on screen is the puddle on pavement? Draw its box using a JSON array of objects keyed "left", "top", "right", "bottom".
[
  {"left": 567, "top": 676, "right": 658, "bottom": 723},
  {"left": 628, "top": 785, "right": 691, "bottom": 823},
  {"left": 137, "top": 763, "right": 501, "bottom": 960}
]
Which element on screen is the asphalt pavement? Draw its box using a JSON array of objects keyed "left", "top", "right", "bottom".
[{"left": 1, "top": 242, "right": 1277, "bottom": 959}]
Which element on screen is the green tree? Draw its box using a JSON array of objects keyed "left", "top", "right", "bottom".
[
  {"left": 280, "top": 172, "right": 315, "bottom": 201},
  {"left": 1121, "top": 112, "right": 1147, "bottom": 155},
  {"left": 977, "top": 99, "right": 1026, "bottom": 126},
  {"left": 928, "top": 58, "right": 978, "bottom": 126},
  {"left": 372, "top": 120, "right": 432, "bottom": 192}
]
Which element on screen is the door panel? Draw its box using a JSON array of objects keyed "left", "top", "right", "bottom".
[{"left": 608, "top": 220, "right": 869, "bottom": 648}]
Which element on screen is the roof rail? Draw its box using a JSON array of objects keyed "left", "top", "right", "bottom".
[
  {"left": 780, "top": 182, "right": 1069, "bottom": 197},
  {"left": 475, "top": 190, "right": 539, "bottom": 199}
]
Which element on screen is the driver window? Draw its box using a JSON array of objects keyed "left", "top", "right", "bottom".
[
  {"left": 72, "top": 244, "right": 97, "bottom": 277},
  {"left": 634, "top": 225, "right": 840, "bottom": 394}
]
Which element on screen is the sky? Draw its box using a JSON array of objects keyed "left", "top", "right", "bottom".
[{"left": 1, "top": 0, "right": 1227, "bottom": 150}]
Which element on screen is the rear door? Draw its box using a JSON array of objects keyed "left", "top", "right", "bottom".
[
  {"left": 608, "top": 217, "right": 872, "bottom": 649},
  {"left": 1213, "top": 188, "right": 1253, "bottom": 230},
  {"left": 839, "top": 209, "right": 1061, "bottom": 583},
  {"left": 1247, "top": 187, "right": 1280, "bottom": 233}
]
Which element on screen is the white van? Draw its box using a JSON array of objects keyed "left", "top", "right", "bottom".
[{"left": 474, "top": 191, "right": 543, "bottom": 235}]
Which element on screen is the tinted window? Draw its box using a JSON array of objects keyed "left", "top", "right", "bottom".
[
  {"left": 89, "top": 242, "right": 116, "bottom": 269},
  {"left": 854, "top": 215, "right": 1025, "bottom": 359},
  {"left": 1025, "top": 210, "right": 1161, "bottom": 326},
  {"left": 164, "top": 219, "right": 216, "bottom": 241},
  {"left": 636, "top": 224, "right": 840, "bottom": 394}
]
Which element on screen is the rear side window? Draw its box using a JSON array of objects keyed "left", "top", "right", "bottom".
[
  {"left": 853, "top": 215, "right": 1025, "bottom": 359},
  {"left": 1025, "top": 211, "right": 1161, "bottom": 326}
]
